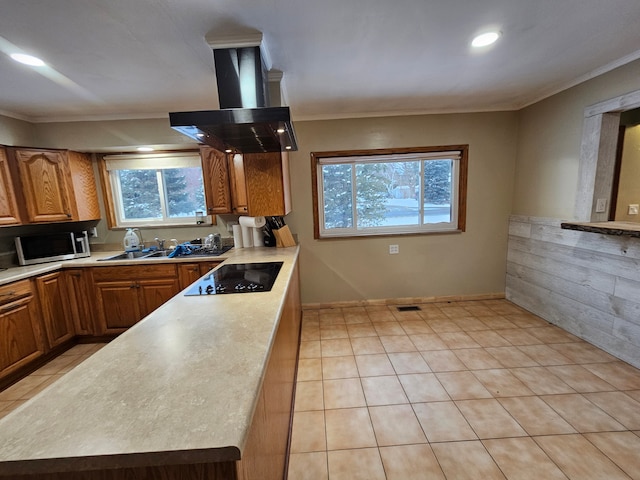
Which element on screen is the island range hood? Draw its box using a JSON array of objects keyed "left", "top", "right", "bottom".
[{"left": 170, "top": 35, "right": 298, "bottom": 153}]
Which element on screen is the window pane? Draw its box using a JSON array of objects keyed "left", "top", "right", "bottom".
[
  {"left": 118, "top": 170, "right": 162, "bottom": 219},
  {"left": 423, "top": 159, "right": 452, "bottom": 224},
  {"left": 322, "top": 164, "right": 353, "bottom": 229},
  {"left": 163, "top": 168, "right": 206, "bottom": 218}
]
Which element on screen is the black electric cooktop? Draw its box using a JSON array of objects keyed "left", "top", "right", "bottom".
[{"left": 184, "top": 261, "right": 283, "bottom": 296}]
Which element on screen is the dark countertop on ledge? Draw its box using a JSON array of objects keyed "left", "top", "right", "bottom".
[{"left": 561, "top": 221, "right": 640, "bottom": 238}]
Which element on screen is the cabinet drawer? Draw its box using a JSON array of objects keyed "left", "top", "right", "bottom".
[
  {"left": 0, "top": 279, "right": 33, "bottom": 306},
  {"left": 92, "top": 264, "right": 178, "bottom": 282}
]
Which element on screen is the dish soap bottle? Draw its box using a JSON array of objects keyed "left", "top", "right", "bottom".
[{"left": 123, "top": 228, "right": 141, "bottom": 252}]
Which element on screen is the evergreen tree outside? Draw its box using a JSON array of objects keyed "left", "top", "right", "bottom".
[
  {"left": 163, "top": 168, "right": 205, "bottom": 217},
  {"left": 423, "top": 160, "right": 452, "bottom": 205},
  {"left": 355, "top": 163, "right": 389, "bottom": 227},
  {"left": 322, "top": 164, "right": 353, "bottom": 228},
  {"left": 118, "top": 170, "right": 161, "bottom": 219}
]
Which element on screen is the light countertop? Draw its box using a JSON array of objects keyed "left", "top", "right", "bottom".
[{"left": 0, "top": 246, "right": 300, "bottom": 476}]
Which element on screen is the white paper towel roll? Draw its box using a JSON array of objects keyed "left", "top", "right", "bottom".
[
  {"left": 238, "top": 216, "right": 267, "bottom": 228},
  {"left": 232, "top": 224, "right": 243, "bottom": 248},
  {"left": 252, "top": 227, "right": 263, "bottom": 247},
  {"left": 241, "top": 225, "right": 253, "bottom": 247}
]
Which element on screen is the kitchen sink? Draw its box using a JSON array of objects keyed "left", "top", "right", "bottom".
[{"left": 97, "top": 250, "right": 168, "bottom": 261}]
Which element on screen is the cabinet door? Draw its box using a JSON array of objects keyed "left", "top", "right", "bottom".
[
  {"left": 200, "top": 146, "right": 232, "bottom": 215},
  {"left": 242, "top": 152, "right": 291, "bottom": 216},
  {"left": 178, "top": 263, "right": 203, "bottom": 290},
  {"left": 67, "top": 151, "right": 101, "bottom": 221},
  {"left": 228, "top": 153, "right": 249, "bottom": 214},
  {"left": 199, "top": 261, "right": 221, "bottom": 276},
  {"left": 12, "top": 149, "right": 78, "bottom": 223},
  {"left": 94, "top": 281, "right": 141, "bottom": 334},
  {"left": 35, "top": 272, "right": 75, "bottom": 349},
  {"left": 0, "top": 148, "right": 21, "bottom": 226},
  {"left": 0, "top": 290, "right": 46, "bottom": 378},
  {"left": 65, "top": 269, "right": 96, "bottom": 336},
  {"left": 138, "top": 278, "right": 180, "bottom": 318}
]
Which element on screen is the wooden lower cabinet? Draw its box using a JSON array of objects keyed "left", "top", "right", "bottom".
[
  {"left": 0, "top": 280, "right": 46, "bottom": 379},
  {"left": 35, "top": 272, "right": 75, "bottom": 349},
  {"left": 64, "top": 269, "right": 96, "bottom": 336},
  {"left": 177, "top": 262, "right": 221, "bottom": 289},
  {"left": 92, "top": 264, "right": 180, "bottom": 335}
]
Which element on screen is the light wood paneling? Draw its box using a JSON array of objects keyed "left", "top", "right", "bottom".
[
  {"left": 0, "top": 147, "right": 21, "bottom": 225},
  {"left": 67, "top": 151, "right": 101, "bottom": 221}
]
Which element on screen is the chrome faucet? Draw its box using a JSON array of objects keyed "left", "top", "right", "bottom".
[{"left": 155, "top": 238, "right": 165, "bottom": 250}]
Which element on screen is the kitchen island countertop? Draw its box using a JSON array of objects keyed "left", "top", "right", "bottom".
[{"left": 0, "top": 246, "right": 300, "bottom": 476}]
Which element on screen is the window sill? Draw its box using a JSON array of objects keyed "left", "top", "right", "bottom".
[{"left": 560, "top": 221, "right": 640, "bottom": 238}]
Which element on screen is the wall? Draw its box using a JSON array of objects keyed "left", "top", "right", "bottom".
[
  {"left": 0, "top": 113, "right": 34, "bottom": 146},
  {"left": 614, "top": 125, "right": 640, "bottom": 222},
  {"left": 508, "top": 58, "right": 640, "bottom": 367},
  {"left": 286, "top": 112, "right": 518, "bottom": 304}
]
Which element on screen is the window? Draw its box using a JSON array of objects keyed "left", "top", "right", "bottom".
[
  {"left": 102, "top": 152, "right": 206, "bottom": 227},
  {"left": 311, "top": 146, "right": 467, "bottom": 238}
]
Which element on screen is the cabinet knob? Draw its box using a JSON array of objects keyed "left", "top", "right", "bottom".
[{"left": 66, "top": 213, "right": 72, "bottom": 218}]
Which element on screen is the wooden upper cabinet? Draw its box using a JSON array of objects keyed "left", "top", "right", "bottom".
[
  {"left": 0, "top": 147, "right": 22, "bottom": 225},
  {"left": 67, "top": 151, "right": 101, "bottom": 221},
  {"left": 230, "top": 151, "right": 291, "bottom": 217},
  {"left": 200, "top": 146, "right": 232, "bottom": 215},
  {"left": 8, "top": 148, "right": 78, "bottom": 223}
]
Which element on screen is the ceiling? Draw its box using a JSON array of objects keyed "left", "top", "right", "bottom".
[{"left": 1, "top": 0, "right": 639, "bottom": 124}]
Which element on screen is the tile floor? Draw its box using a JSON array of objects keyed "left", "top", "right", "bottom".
[
  {"left": 0, "top": 343, "right": 106, "bottom": 420},
  {"left": 288, "top": 300, "right": 640, "bottom": 480}
]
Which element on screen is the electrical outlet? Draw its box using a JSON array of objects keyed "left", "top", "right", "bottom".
[
  {"left": 90, "top": 227, "right": 98, "bottom": 238},
  {"left": 628, "top": 204, "right": 639, "bottom": 215},
  {"left": 595, "top": 198, "right": 607, "bottom": 213},
  {"left": 389, "top": 244, "right": 399, "bottom": 255}
]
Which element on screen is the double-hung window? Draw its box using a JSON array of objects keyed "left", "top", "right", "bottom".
[
  {"left": 312, "top": 145, "right": 467, "bottom": 238},
  {"left": 102, "top": 152, "right": 206, "bottom": 227}
]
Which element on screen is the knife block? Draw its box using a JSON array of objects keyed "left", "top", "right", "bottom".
[{"left": 272, "top": 225, "right": 296, "bottom": 247}]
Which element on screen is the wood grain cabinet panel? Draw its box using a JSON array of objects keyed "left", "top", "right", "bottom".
[
  {"left": 35, "top": 272, "right": 75, "bottom": 349},
  {"left": 0, "top": 280, "right": 46, "bottom": 379},
  {"left": 64, "top": 269, "right": 96, "bottom": 336},
  {"left": 0, "top": 148, "right": 21, "bottom": 226},
  {"left": 200, "top": 146, "right": 232, "bottom": 215},
  {"left": 67, "top": 151, "right": 101, "bottom": 221},
  {"left": 177, "top": 262, "right": 222, "bottom": 290}
]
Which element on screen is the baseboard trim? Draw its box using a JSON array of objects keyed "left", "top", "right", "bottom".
[{"left": 302, "top": 292, "right": 505, "bottom": 310}]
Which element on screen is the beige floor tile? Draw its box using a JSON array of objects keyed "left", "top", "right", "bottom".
[
  {"left": 535, "top": 434, "right": 631, "bottom": 480},
  {"left": 0, "top": 400, "right": 26, "bottom": 419},
  {"left": 541, "top": 394, "right": 626, "bottom": 432},
  {"left": 380, "top": 444, "right": 445, "bottom": 480},
  {"left": 25, "top": 374, "right": 64, "bottom": 397},
  {"left": 626, "top": 389, "right": 640, "bottom": 402},
  {"left": 325, "top": 408, "right": 377, "bottom": 450},
  {"left": 427, "top": 319, "right": 463, "bottom": 333},
  {"left": 456, "top": 398, "right": 527, "bottom": 439},
  {"left": 392, "top": 309, "right": 423, "bottom": 322},
  {"left": 516, "top": 344, "right": 574, "bottom": 365},
  {"left": 0, "top": 400, "right": 14, "bottom": 412},
  {"left": 61, "top": 343, "right": 104, "bottom": 356},
  {"left": 454, "top": 348, "right": 504, "bottom": 370},
  {"left": 438, "top": 332, "right": 481, "bottom": 349},
  {"left": 549, "top": 342, "right": 618, "bottom": 363},
  {"left": 503, "top": 313, "right": 550, "bottom": 328},
  {"left": 528, "top": 326, "right": 580, "bottom": 344},
  {"left": 31, "top": 355, "right": 79, "bottom": 376},
  {"left": 421, "top": 349, "right": 467, "bottom": 371},
  {"left": 547, "top": 365, "right": 616, "bottom": 392},
  {"left": 290, "top": 410, "right": 326, "bottom": 453},
  {"left": 355, "top": 354, "right": 395, "bottom": 377},
  {"left": 408, "top": 333, "right": 448, "bottom": 351},
  {"left": 463, "top": 304, "right": 496, "bottom": 317},
  {"left": 379, "top": 335, "right": 417, "bottom": 353},
  {"left": 297, "top": 358, "right": 323, "bottom": 381},
  {"left": 584, "top": 432, "right": 640, "bottom": 480},
  {"left": 494, "top": 328, "right": 542, "bottom": 346},
  {"left": 477, "top": 315, "right": 517, "bottom": 330},
  {"left": 498, "top": 396, "right": 576, "bottom": 436},
  {"left": 467, "top": 330, "right": 512, "bottom": 347},
  {"left": 321, "top": 356, "right": 359, "bottom": 380},
  {"left": 327, "top": 448, "right": 385, "bottom": 480},
  {"left": 431, "top": 440, "right": 506, "bottom": 479},
  {"left": 369, "top": 404, "right": 427, "bottom": 446},
  {"left": 510, "top": 367, "right": 576, "bottom": 395},
  {"left": 583, "top": 362, "right": 640, "bottom": 390},
  {"left": 299, "top": 340, "right": 321, "bottom": 359},
  {"left": 301, "top": 325, "right": 320, "bottom": 341},
  {"left": 399, "top": 320, "right": 434, "bottom": 335},
  {"left": 417, "top": 306, "right": 448, "bottom": 321},
  {"left": 0, "top": 375, "right": 52, "bottom": 401},
  {"left": 367, "top": 310, "right": 396, "bottom": 323},
  {"left": 295, "top": 381, "right": 325, "bottom": 412},
  {"left": 346, "top": 323, "right": 377, "bottom": 338},
  {"left": 343, "top": 308, "right": 370, "bottom": 325},
  {"left": 398, "top": 373, "right": 450, "bottom": 403},
  {"left": 440, "top": 306, "right": 471, "bottom": 318},
  {"left": 319, "top": 324, "right": 349, "bottom": 340},
  {"left": 453, "top": 317, "right": 491, "bottom": 332},
  {"left": 436, "top": 371, "right": 493, "bottom": 399},
  {"left": 288, "top": 451, "right": 328, "bottom": 480},
  {"left": 361, "top": 375, "right": 408, "bottom": 406},
  {"left": 319, "top": 310, "right": 345, "bottom": 326},
  {"left": 373, "top": 321, "right": 405, "bottom": 336},
  {"left": 323, "top": 378, "right": 366, "bottom": 409},
  {"left": 484, "top": 346, "right": 539, "bottom": 368},
  {"left": 413, "top": 401, "right": 478, "bottom": 442},
  {"left": 320, "top": 339, "right": 354, "bottom": 357},
  {"left": 58, "top": 354, "right": 91, "bottom": 374},
  {"left": 387, "top": 352, "right": 431, "bottom": 374},
  {"left": 473, "top": 369, "right": 534, "bottom": 397},
  {"left": 484, "top": 301, "right": 524, "bottom": 316},
  {"left": 350, "top": 337, "right": 385, "bottom": 355},
  {"left": 584, "top": 391, "right": 640, "bottom": 429},
  {"left": 483, "top": 437, "right": 570, "bottom": 480}
]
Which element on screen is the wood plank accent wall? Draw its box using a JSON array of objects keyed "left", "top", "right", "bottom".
[{"left": 506, "top": 215, "right": 640, "bottom": 368}]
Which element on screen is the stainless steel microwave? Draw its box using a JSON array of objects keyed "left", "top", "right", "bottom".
[{"left": 15, "top": 231, "right": 91, "bottom": 266}]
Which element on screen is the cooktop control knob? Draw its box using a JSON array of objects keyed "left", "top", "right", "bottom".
[{"left": 205, "top": 284, "right": 214, "bottom": 294}]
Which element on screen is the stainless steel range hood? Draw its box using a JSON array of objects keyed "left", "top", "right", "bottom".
[{"left": 170, "top": 35, "right": 297, "bottom": 153}]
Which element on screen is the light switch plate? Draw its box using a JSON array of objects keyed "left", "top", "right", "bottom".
[
  {"left": 595, "top": 198, "right": 607, "bottom": 213},
  {"left": 628, "top": 204, "right": 639, "bottom": 215},
  {"left": 389, "top": 244, "right": 399, "bottom": 254}
]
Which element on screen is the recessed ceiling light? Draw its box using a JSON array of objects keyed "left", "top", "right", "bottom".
[
  {"left": 285, "top": 145, "right": 292, "bottom": 150},
  {"left": 10, "top": 53, "right": 46, "bottom": 67},
  {"left": 225, "top": 149, "right": 233, "bottom": 153},
  {"left": 471, "top": 31, "right": 501, "bottom": 48},
  {"left": 276, "top": 128, "right": 285, "bottom": 134},
  {"left": 137, "top": 147, "right": 154, "bottom": 152}
]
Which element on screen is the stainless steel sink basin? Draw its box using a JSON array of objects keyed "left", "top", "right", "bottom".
[{"left": 97, "top": 250, "right": 168, "bottom": 261}]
